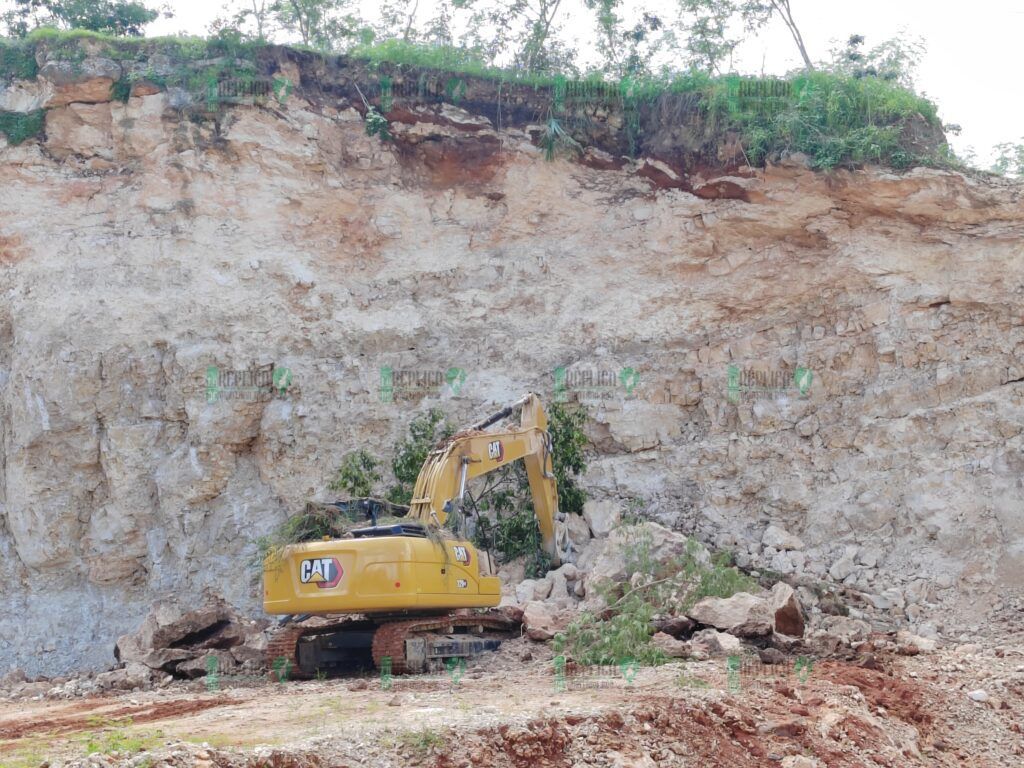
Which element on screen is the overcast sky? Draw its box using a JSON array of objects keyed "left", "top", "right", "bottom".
[{"left": 82, "top": 1, "right": 1024, "bottom": 165}]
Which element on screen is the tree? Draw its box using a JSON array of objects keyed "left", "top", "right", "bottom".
[
  {"left": 588, "top": 0, "right": 671, "bottom": 78},
  {"left": 209, "top": 0, "right": 275, "bottom": 41},
  {"left": 270, "top": 0, "right": 362, "bottom": 50},
  {"left": 2, "top": 0, "right": 163, "bottom": 37},
  {"left": 763, "top": 0, "right": 813, "bottom": 71},
  {"left": 458, "top": 0, "right": 577, "bottom": 74},
  {"left": 375, "top": 0, "right": 420, "bottom": 42},
  {"left": 829, "top": 33, "right": 926, "bottom": 89},
  {"left": 990, "top": 140, "right": 1024, "bottom": 178}
]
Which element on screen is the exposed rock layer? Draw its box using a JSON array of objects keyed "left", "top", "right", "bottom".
[{"left": 1, "top": 42, "right": 1022, "bottom": 675}]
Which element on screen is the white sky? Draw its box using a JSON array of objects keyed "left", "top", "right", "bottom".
[{"left": 111, "top": 1, "right": 1024, "bottom": 164}]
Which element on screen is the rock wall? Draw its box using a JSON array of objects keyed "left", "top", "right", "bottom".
[{"left": 1, "top": 42, "right": 1022, "bottom": 675}]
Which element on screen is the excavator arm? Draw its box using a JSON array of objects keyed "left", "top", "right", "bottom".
[{"left": 408, "top": 393, "right": 567, "bottom": 565}]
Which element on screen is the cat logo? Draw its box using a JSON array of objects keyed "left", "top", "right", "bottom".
[
  {"left": 487, "top": 440, "right": 504, "bottom": 461},
  {"left": 299, "top": 557, "right": 343, "bottom": 589},
  {"left": 452, "top": 545, "right": 471, "bottom": 564}
]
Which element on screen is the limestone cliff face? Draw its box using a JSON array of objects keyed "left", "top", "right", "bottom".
[{"left": 0, "top": 42, "right": 1022, "bottom": 675}]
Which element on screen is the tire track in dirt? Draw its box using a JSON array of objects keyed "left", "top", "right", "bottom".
[{"left": 0, "top": 696, "right": 234, "bottom": 740}]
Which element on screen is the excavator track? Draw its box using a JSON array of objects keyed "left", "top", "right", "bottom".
[
  {"left": 266, "top": 612, "right": 518, "bottom": 678},
  {"left": 371, "top": 612, "right": 517, "bottom": 674},
  {"left": 264, "top": 620, "right": 353, "bottom": 680}
]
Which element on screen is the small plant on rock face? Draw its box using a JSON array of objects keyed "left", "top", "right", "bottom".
[
  {"left": 364, "top": 105, "right": 391, "bottom": 140},
  {"left": 540, "top": 115, "right": 582, "bottom": 161}
]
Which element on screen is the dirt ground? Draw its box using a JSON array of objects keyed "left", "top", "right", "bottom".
[{"left": 2, "top": 637, "right": 1023, "bottom": 768}]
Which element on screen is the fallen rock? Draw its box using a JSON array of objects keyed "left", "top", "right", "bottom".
[
  {"left": 968, "top": 689, "right": 989, "bottom": 703},
  {"left": 817, "top": 615, "right": 872, "bottom": 645},
  {"left": 95, "top": 662, "right": 154, "bottom": 691},
  {"left": 515, "top": 579, "right": 539, "bottom": 604},
  {"left": 770, "top": 633, "right": 804, "bottom": 652},
  {"left": 758, "top": 647, "right": 787, "bottom": 665},
  {"left": 652, "top": 615, "right": 696, "bottom": 638},
  {"left": 769, "top": 582, "right": 805, "bottom": 637},
  {"left": 781, "top": 757, "right": 822, "bottom": 768},
  {"left": 522, "top": 601, "right": 569, "bottom": 641},
  {"left": 582, "top": 499, "right": 622, "bottom": 538},
  {"left": 176, "top": 651, "right": 237, "bottom": 679},
  {"left": 896, "top": 630, "right": 937, "bottom": 654},
  {"left": 691, "top": 628, "right": 741, "bottom": 656},
  {"left": 565, "top": 513, "right": 592, "bottom": 548},
  {"left": 829, "top": 549, "right": 857, "bottom": 581},
  {"left": 115, "top": 595, "right": 258, "bottom": 676},
  {"left": 498, "top": 557, "right": 527, "bottom": 586},
  {"left": 651, "top": 632, "right": 690, "bottom": 658},
  {"left": 687, "top": 592, "right": 773, "bottom": 637}
]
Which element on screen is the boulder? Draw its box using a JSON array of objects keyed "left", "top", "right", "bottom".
[
  {"left": 522, "top": 601, "right": 569, "bottom": 641},
  {"left": 829, "top": 549, "right": 858, "bottom": 581},
  {"left": 651, "top": 632, "right": 690, "bottom": 658},
  {"left": 514, "top": 579, "right": 539, "bottom": 604},
  {"left": 769, "top": 583, "right": 805, "bottom": 637},
  {"left": 498, "top": 557, "right": 526, "bottom": 586},
  {"left": 176, "top": 650, "right": 237, "bottom": 679},
  {"left": 762, "top": 525, "right": 804, "bottom": 551},
  {"left": 95, "top": 662, "right": 154, "bottom": 691},
  {"left": 690, "top": 628, "right": 741, "bottom": 656},
  {"left": 896, "top": 630, "right": 937, "bottom": 654},
  {"left": 818, "top": 615, "right": 872, "bottom": 644},
  {"left": 565, "top": 513, "right": 592, "bottom": 548},
  {"left": 687, "top": 592, "right": 773, "bottom": 637},
  {"left": 582, "top": 499, "right": 622, "bottom": 538},
  {"left": 115, "top": 595, "right": 251, "bottom": 674},
  {"left": 652, "top": 615, "right": 696, "bottom": 638}
]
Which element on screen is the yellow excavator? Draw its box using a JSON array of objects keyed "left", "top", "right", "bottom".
[{"left": 262, "top": 393, "right": 570, "bottom": 675}]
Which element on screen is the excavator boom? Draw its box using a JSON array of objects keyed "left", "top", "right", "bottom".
[{"left": 409, "top": 393, "right": 563, "bottom": 563}]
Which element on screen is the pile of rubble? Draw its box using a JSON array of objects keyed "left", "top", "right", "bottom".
[
  {"left": 114, "top": 594, "right": 269, "bottom": 683},
  {"left": 501, "top": 499, "right": 940, "bottom": 664},
  {"left": 1, "top": 595, "right": 269, "bottom": 700}
]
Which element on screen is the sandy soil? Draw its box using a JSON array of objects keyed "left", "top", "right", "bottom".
[{"left": 2, "top": 638, "right": 1022, "bottom": 767}]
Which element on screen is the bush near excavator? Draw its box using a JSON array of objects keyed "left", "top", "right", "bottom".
[{"left": 555, "top": 522, "right": 758, "bottom": 666}]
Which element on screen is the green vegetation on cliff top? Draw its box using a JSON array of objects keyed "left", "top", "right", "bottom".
[{"left": 0, "top": 31, "right": 946, "bottom": 171}]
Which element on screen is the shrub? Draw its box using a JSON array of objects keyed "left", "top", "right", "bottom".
[
  {"left": 554, "top": 523, "right": 758, "bottom": 666},
  {"left": 0, "top": 110, "right": 45, "bottom": 145}
]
